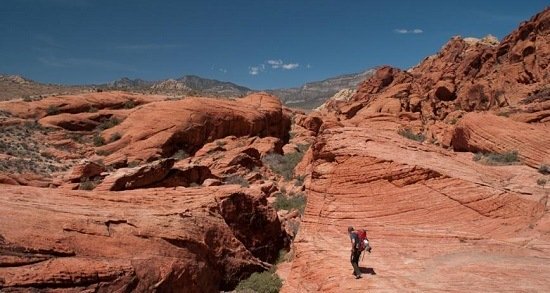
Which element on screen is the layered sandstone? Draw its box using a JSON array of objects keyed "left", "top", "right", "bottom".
[
  {"left": 96, "top": 92, "right": 291, "bottom": 166},
  {"left": 282, "top": 115, "right": 550, "bottom": 292},
  {"left": 0, "top": 184, "right": 287, "bottom": 291},
  {"left": 323, "top": 8, "right": 550, "bottom": 122}
]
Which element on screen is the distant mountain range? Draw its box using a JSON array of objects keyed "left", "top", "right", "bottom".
[
  {"left": 0, "top": 70, "right": 374, "bottom": 108},
  {"left": 267, "top": 69, "right": 374, "bottom": 109},
  {"left": 106, "top": 75, "right": 251, "bottom": 97}
]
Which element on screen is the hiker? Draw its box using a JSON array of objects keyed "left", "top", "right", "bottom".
[{"left": 348, "top": 226, "right": 371, "bottom": 279}]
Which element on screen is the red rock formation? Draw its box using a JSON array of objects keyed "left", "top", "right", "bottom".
[
  {"left": 0, "top": 184, "right": 287, "bottom": 291},
  {"left": 324, "top": 8, "right": 550, "bottom": 122},
  {"left": 0, "top": 91, "right": 164, "bottom": 119},
  {"left": 282, "top": 115, "right": 549, "bottom": 292},
  {"left": 452, "top": 112, "right": 550, "bottom": 167},
  {"left": 97, "top": 93, "right": 291, "bottom": 166}
]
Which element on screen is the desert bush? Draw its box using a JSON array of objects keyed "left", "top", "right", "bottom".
[
  {"left": 262, "top": 144, "right": 309, "bottom": 180},
  {"left": 88, "top": 106, "right": 98, "bottom": 113},
  {"left": 46, "top": 105, "right": 60, "bottom": 115},
  {"left": 537, "top": 178, "right": 547, "bottom": 188},
  {"left": 110, "top": 132, "right": 122, "bottom": 142},
  {"left": 294, "top": 175, "right": 306, "bottom": 187},
  {"left": 127, "top": 161, "right": 140, "bottom": 168},
  {"left": 235, "top": 271, "right": 282, "bottom": 293},
  {"left": 473, "top": 151, "right": 520, "bottom": 165},
  {"left": 224, "top": 175, "right": 250, "bottom": 188},
  {"left": 538, "top": 164, "right": 550, "bottom": 175},
  {"left": 79, "top": 178, "right": 99, "bottom": 190},
  {"left": 171, "top": 149, "right": 189, "bottom": 160},
  {"left": 96, "top": 117, "right": 120, "bottom": 130},
  {"left": 95, "top": 149, "right": 111, "bottom": 156},
  {"left": 274, "top": 193, "right": 307, "bottom": 214},
  {"left": 68, "top": 133, "right": 85, "bottom": 143},
  {"left": 93, "top": 134, "right": 105, "bottom": 146},
  {"left": 398, "top": 128, "right": 425, "bottom": 142},
  {"left": 123, "top": 100, "right": 136, "bottom": 109}
]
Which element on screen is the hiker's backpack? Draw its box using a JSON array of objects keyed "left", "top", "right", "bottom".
[{"left": 355, "top": 229, "right": 370, "bottom": 252}]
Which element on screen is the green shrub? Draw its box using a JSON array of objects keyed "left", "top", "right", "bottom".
[
  {"left": 96, "top": 117, "right": 120, "bottom": 130},
  {"left": 274, "top": 193, "right": 307, "bottom": 214},
  {"left": 88, "top": 106, "right": 98, "bottom": 113},
  {"left": 539, "top": 164, "right": 550, "bottom": 175},
  {"left": 398, "top": 128, "right": 425, "bottom": 142},
  {"left": 127, "top": 161, "right": 140, "bottom": 168},
  {"left": 294, "top": 175, "right": 306, "bottom": 187},
  {"left": 171, "top": 149, "right": 189, "bottom": 160},
  {"left": 46, "top": 105, "right": 60, "bottom": 115},
  {"left": 93, "top": 134, "right": 105, "bottom": 146},
  {"left": 95, "top": 149, "right": 111, "bottom": 156},
  {"left": 110, "top": 132, "right": 122, "bottom": 142},
  {"left": 79, "top": 178, "right": 99, "bottom": 190},
  {"left": 263, "top": 144, "right": 309, "bottom": 181},
  {"left": 225, "top": 175, "right": 250, "bottom": 188},
  {"left": 473, "top": 151, "right": 520, "bottom": 165},
  {"left": 123, "top": 100, "right": 136, "bottom": 109},
  {"left": 537, "top": 178, "right": 547, "bottom": 188},
  {"left": 235, "top": 271, "right": 282, "bottom": 293}
]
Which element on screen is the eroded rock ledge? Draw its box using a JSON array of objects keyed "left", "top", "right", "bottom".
[{"left": 0, "top": 184, "right": 287, "bottom": 292}]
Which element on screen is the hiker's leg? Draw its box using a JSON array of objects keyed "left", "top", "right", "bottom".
[{"left": 351, "top": 251, "right": 361, "bottom": 277}]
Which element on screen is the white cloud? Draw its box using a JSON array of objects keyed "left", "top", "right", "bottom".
[
  {"left": 306, "top": 64, "right": 311, "bottom": 69},
  {"left": 249, "top": 59, "right": 299, "bottom": 75},
  {"left": 282, "top": 63, "right": 299, "bottom": 70},
  {"left": 249, "top": 66, "right": 263, "bottom": 75},
  {"left": 394, "top": 28, "right": 424, "bottom": 34},
  {"left": 219, "top": 68, "right": 227, "bottom": 74},
  {"left": 267, "top": 59, "right": 283, "bottom": 68}
]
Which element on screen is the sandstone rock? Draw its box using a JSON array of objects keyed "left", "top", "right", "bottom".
[
  {"left": 203, "top": 178, "right": 223, "bottom": 187},
  {"left": 282, "top": 114, "right": 549, "bottom": 292},
  {"left": 39, "top": 110, "right": 130, "bottom": 131},
  {"left": 98, "top": 93, "right": 290, "bottom": 166},
  {"left": 0, "top": 91, "right": 164, "bottom": 119},
  {"left": 0, "top": 184, "right": 286, "bottom": 291},
  {"left": 151, "top": 164, "right": 214, "bottom": 188},
  {"left": 65, "top": 159, "right": 106, "bottom": 183},
  {"left": 322, "top": 8, "right": 550, "bottom": 122},
  {"left": 295, "top": 114, "right": 323, "bottom": 134},
  {"left": 452, "top": 112, "right": 550, "bottom": 167},
  {"left": 95, "top": 159, "right": 175, "bottom": 191}
]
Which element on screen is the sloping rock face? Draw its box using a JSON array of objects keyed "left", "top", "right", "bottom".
[
  {"left": 0, "top": 184, "right": 286, "bottom": 292},
  {"left": 452, "top": 112, "right": 550, "bottom": 167},
  {"left": 97, "top": 92, "right": 291, "bottom": 166},
  {"left": 0, "top": 91, "right": 164, "bottom": 119},
  {"left": 282, "top": 115, "right": 550, "bottom": 292},
  {"left": 323, "top": 8, "right": 550, "bottom": 122}
]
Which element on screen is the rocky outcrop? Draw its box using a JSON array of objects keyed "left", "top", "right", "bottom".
[
  {"left": 64, "top": 159, "right": 106, "bottom": 183},
  {"left": 452, "top": 112, "right": 550, "bottom": 167},
  {"left": 39, "top": 110, "right": 131, "bottom": 131},
  {"left": 323, "top": 8, "right": 550, "bottom": 122},
  {"left": 0, "top": 91, "right": 165, "bottom": 119},
  {"left": 282, "top": 114, "right": 550, "bottom": 292},
  {"left": 97, "top": 93, "right": 291, "bottom": 166},
  {"left": 0, "top": 184, "right": 286, "bottom": 291},
  {"left": 95, "top": 159, "right": 174, "bottom": 191}
]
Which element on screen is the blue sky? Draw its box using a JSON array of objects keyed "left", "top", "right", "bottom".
[{"left": 0, "top": 0, "right": 548, "bottom": 89}]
